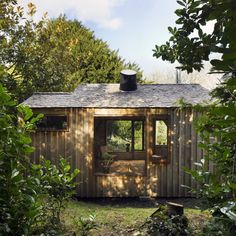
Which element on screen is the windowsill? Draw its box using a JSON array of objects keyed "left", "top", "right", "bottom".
[
  {"left": 107, "top": 151, "right": 145, "bottom": 153},
  {"left": 151, "top": 155, "right": 167, "bottom": 163},
  {"left": 94, "top": 172, "right": 146, "bottom": 177},
  {"left": 36, "top": 128, "right": 69, "bottom": 132},
  {"left": 152, "top": 155, "right": 164, "bottom": 158}
]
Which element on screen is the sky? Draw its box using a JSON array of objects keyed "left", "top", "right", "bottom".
[
  {"left": 17, "top": 0, "right": 219, "bottom": 88},
  {"left": 18, "top": 0, "right": 179, "bottom": 74}
]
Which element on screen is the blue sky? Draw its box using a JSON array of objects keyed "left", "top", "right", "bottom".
[
  {"left": 18, "top": 0, "right": 180, "bottom": 75},
  {"left": 89, "top": 0, "right": 180, "bottom": 75}
]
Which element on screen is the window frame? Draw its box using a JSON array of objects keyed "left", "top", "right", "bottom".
[
  {"left": 93, "top": 116, "right": 146, "bottom": 176},
  {"left": 105, "top": 118, "right": 145, "bottom": 153},
  {"left": 152, "top": 115, "right": 170, "bottom": 163},
  {"left": 36, "top": 114, "right": 69, "bottom": 132}
]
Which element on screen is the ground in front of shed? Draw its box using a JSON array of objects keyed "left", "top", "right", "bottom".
[{"left": 61, "top": 198, "right": 210, "bottom": 235}]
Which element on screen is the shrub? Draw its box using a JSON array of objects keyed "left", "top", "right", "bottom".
[
  {"left": 74, "top": 212, "right": 98, "bottom": 236},
  {"left": 202, "top": 202, "right": 236, "bottom": 236},
  {"left": 0, "top": 84, "right": 80, "bottom": 235},
  {"left": 33, "top": 157, "right": 80, "bottom": 228},
  {"left": 136, "top": 205, "right": 192, "bottom": 236},
  {"left": 0, "top": 84, "right": 43, "bottom": 235}
]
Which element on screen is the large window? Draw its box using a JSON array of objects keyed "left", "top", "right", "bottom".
[
  {"left": 94, "top": 118, "right": 145, "bottom": 175},
  {"left": 106, "top": 120, "right": 144, "bottom": 152},
  {"left": 37, "top": 115, "right": 68, "bottom": 131}
]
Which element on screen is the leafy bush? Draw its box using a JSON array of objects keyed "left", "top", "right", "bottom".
[
  {"left": 0, "top": 84, "right": 80, "bottom": 235},
  {"left": 135, "top": 205, "right": 192, "bottom": 236},
  {"left": 74, "top": 212, "right": 98, "bottom": 236},
  {"left": 203, "top": 214, "right": 236, "bottom": 236},
  {"left": 0, "top": 84, "right": 43, "bottom": 235},
  {"left": 35, "top": 157, "right": 80, "bottom": 226},
  {"left": 143, "top": 215, "right": 191, "bottom": 236},
  {"left": 153, "top": 0, "right": 236, "bottom": 233}
]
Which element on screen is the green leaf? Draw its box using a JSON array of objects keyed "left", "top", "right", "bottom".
[
  {"left": 11, "top": 169, "right": 20, "bottom": 179},
  {"left": 177, "top": 0, "right": 185, "bottom": 7}
]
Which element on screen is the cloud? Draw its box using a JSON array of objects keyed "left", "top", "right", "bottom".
[{"left": 17, "top": 0, "right": 124, "bottom": 29}]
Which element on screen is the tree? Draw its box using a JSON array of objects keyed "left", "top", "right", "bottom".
[
  {"left": 17, "top": 16, "right": 142, "bottom": 97},
  {"left": 153, "top": 0, "right": 236, "bottom": 75},
  {"left": 0, "top": 0, "right": 45, "bottom": 101},
  {"left": 0, "top": 1, "right": 142, "bottom": 102},
  {"left": 153, "top": 0, "right": 236, "bottom": 232}
]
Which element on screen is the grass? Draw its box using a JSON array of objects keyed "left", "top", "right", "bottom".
[{"left": 61, "top": 198, "right": 210, "bottom": 235}]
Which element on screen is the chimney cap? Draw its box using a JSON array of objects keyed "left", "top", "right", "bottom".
[
  {"left": 120, "top": 69, "right": 137, "bottom": 91},
  {"left": 121, "top": 69, "right": 137, "bottom": 76}
]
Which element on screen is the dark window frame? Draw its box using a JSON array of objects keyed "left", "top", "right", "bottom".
[
  {"left": 105, "top": 118, "right": 145, "bottom": 153},
  {"left": 37, "top": 114, "right": 69, "bottom": 132},
  {"left": 152, "top": 115, "right": 170, "bottom": 163},
  {"left": 93, "top": 116, "right": 146, "bottom": 176}
]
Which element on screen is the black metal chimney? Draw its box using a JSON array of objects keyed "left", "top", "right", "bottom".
[{"left": 120, "top": 69, "right": 137, "bottom": 91}]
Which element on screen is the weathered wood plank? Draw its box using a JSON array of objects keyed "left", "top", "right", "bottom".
[{"left": 172, "top": 109, "right": 179, "bottom": 196}]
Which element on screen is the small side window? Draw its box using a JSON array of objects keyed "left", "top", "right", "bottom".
[
  {"left": 152, "top": 117, "right": 169, "bottom": 163},
  {"left": 134, "top": 120, "right": 144, "bottom": 151},
  {"left": 37, "top": 115, "right": 68, "bottom": 131},
  {"left": 155, "top": 120, "right": 168, "bottom": 145}
]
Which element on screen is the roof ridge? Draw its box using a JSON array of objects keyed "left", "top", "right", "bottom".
[
  {"left": 34, "top": 92, "right": 71, "bottom": 95},
  {"left": 77, "top": 83, "right": 202, "bottom": 86}
]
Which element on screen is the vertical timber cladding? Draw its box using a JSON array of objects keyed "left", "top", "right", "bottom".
[
  {"left": 31, "top": 108, "right": 70, "bottom": 164},
  {"left": 31, "top": 107, "right": 204, "bottom": 197},
  {"left": 31, "top": 107, "right": 96, "bottom": 198},
  {"left": 150, "top": 107, "right": 204, "bottom": 197}
]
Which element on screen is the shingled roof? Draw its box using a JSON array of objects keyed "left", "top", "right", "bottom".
[{"left": 22, "top": 83, "right": 211, "bottom": 108}]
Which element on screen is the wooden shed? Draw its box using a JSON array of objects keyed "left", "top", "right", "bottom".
[{"left": 23, "top": 78, "right": 211, "bottom": 198}]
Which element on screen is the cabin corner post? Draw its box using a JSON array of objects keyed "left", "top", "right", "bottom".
[
  {"left": 144, "top": 109, "right": 152, "bottom": 196},
  {"left": 82, "top": 108, "right": 95, "bottom": 197},
  {"left": 171, "top": 108, "right": 178, "bottom": 196}
]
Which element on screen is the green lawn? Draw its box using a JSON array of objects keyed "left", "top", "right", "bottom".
[{"left": 61, "top": 199, "right": 210, "bottom": 235}]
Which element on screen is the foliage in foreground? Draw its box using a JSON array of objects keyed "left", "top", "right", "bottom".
[
  {"left": 134, "top": 205, "right": 192, "bottom": 236},
  {"left": 202, "top": 208, "right": 236, "bottom": 236},
  {"left": 153, "top": 0, "right": 236, "bottom": 232},
  {"left": 74, "top": 212, "right": 98, "bottom": 236},
  {"left": 0, "top": 83, "right": 79, "bottom": 235},
  {"left": 0, "top": 83, "right": 42, "bottom": 235}
]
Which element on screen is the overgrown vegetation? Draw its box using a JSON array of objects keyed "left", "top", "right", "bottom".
[
  {"left": 154, "top": 0, "right": 236, "bottom": 234},
  {"left": 0, "top": 83, "right": 42, "bottom": 235},
  {"left": 134, "top": 205, "right": 192, "bottom": 236},
  {"left": 33, "top": 157, "right": 79, "bottom": 232},
  {"left": 0, "top": 83, "right": 79, "bottom": 235}
]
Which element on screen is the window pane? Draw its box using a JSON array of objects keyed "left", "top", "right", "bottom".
[
  {"left": 134, "top": 121, "right": 143, "bottom": 151},
  {"left": 155, "top": 120, "right": 167, "bottom": 145},
  {"left": 106, "top": 120, "right": 132, "bottom": 152},
  {"left": 38, "top": 116, "right": 67, "bottom": 130}
]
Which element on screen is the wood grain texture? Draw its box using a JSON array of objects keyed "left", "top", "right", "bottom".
[{"left": 30, "top": 107, "right": 206, "bottom": 197}]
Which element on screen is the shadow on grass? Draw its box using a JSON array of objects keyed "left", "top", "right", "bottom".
[{"left": 75, "top": 197, "right": 206, "bottom": 210}]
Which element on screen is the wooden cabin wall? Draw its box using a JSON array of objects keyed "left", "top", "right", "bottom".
[
  {"left": 31, "top": 107, "right": 95, "bottom": 197},
  {"left": 31, "top": 107, "right": 208, "bottom": 198},
  {"left": 148, "top": 108, "right": 205, "bottom": 197}
]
